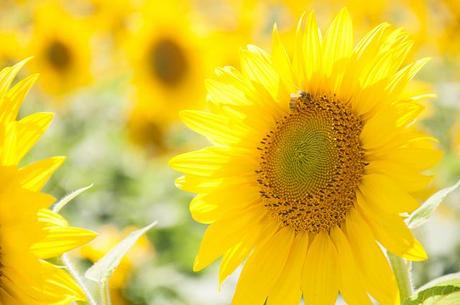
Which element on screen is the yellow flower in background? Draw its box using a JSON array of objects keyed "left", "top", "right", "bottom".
[
  {"left": 196, "top": 0, "right": 270, "bottom": 67},
  {"left": 126, "top": 0, "right": 213, "bottom": 153},
  {"left": 170, "top": 9, "right": 441, "bottom": 305},
  {"left": 0, "top": 60, "right": 96, "bottom": 304},
  {"left": 78, "top": 225, "right": 153, "bottom": 305},
  {"left": 84, "top": 0, "right": 137, "bottom": 39},
  {"left": 435, "top": 0, "right": 460, "bottom": 60},
  {"left": 451, "top": 119, "right": 460, "bottom": 155},
  {"left": 279, "top": 0, "right": 429, "bottom": 51},
  {"left": 28, "top": 2, "right": 93, "bottom": 97},
  {"left": 0, "top": 31, "right": 25, "bottom": 67}
]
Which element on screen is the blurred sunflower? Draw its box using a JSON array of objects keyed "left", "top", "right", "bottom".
[
  {"left": 279, "top": 0, "right": 429, "bottom": 51},
  {"left": 435, "top": 0, "right": 460, "bottom": 59},
  {"left": 451, "top": 119, "right": 460, "bottom": 155},
  {"left": 85, "top": 0, "right": 137, "bottom": 39},
  {"left": 170, "top": 9, "right": 441, "bottom": 305},
  {"left": 195, "top": 0, "right": 269, "bottom": 68},
  {"left": 0, "top": 31, "right": 25, "bottom": 67},
  {"left": 126, "top": 0, "right": 212, "bottom": 153},
  {"left": 78, "top": 225, "right": 153, "bottom": 305},
  {"left": 28, "top": 2, "right": 93, "bottom": 97},
  {"left": 0, "top": 60, "right": 96, "bottom": 304}
]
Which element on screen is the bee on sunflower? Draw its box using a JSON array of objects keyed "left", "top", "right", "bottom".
[
  {"left": 170, "top": 9, "right": 441, "bottom": 305},
  {"left": 28, "top": 2, "right": 93, "bottom": 97},
  {"left": 0, "top": 60, "right": 96, "bottom": 304}
]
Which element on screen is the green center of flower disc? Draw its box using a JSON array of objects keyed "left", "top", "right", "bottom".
[
  {"left": 256, "top": 92, "right": 366, "bottom": 233},
  {"left": 46, "top": 40, "right": 72, "bottom": 72},
  {"left": 149, "top": 38, "right": 189, "bottom": 87}
]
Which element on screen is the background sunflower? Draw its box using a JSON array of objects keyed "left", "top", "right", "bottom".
[{"left": 28, "top": 1, "right": 93, "bottom": 97}]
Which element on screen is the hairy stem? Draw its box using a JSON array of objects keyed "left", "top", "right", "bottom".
[
  {"left": 388, "top": 252, "right": 413, "bottom": 303},
  {"left": 62, "top": 253, "right": 99, "bottom": 305},
  {"left": 100, "top": 281, "right": 112, "bottom": 305}
]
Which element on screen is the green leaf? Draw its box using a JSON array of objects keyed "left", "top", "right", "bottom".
[
  {"left": 405, "top": 273, "right": 460, "bottom": 305},
  {"left": 405, "top": 288, "right": 460, "bottom": 305},
  {"left": 418, "top": 273, "right": 460, "bottom": 291},
  {"left": 84, "top": 221, "right": 157, "bottom": 283},
  {"left": 52, "top": 184, "right": 94, "bottom": 213},
  {"left": 407, "top": 180, "right": 460, "bottom": 229}
]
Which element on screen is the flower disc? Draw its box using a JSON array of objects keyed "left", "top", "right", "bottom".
[{"left": 257, "top": 92, "right": 366, "bottom": 232}]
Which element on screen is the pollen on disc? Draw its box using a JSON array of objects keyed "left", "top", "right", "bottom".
[{"left": 256, "top": 92, "right": 367, "bottom": 233}]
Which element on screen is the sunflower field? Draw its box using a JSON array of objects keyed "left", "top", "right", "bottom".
[{"left": 1, "top": 0, "right": 460, "bottom": 305}]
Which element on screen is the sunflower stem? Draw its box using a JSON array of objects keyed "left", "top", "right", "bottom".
[
  {"left": 388, "top": 252, "right": 413, "bottom": 304},
  {"left": 100, "top": 281, "right": 112, "bottom": 305},
  {"left": 61, "top": 253, "right": 99, "bottom": 305}
]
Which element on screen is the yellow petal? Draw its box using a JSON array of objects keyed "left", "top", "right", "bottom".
[
  {"left": 206, "top": 78, "right": 252, "bottom": 107},
  {"left": 0, "top": 74, "right": 38, "bottom": 125},
  {"left": 190, "top": 184, "right": 258, "bottom": 224},
  {"left": 360, "top": 173, "right": 419, "bottom": 213},
  {"left": 40, "top": 260, "right": 85, "bottom": 303},
  {"left": 180, "top": 110, "right": 247, "bottom": 145},
  {"left": 14, "top": 112, "right": 54, "bottom": 164},
  {"left": 302, "top": 231, "right": 338, "bottom": 305},
  {"left": 330, "top": 227, "right": 372, "bottom": 305},
  {"left": 232, "top": 227, "right": 294, "bottom": 305},
  {"left": 193, "top": 205, "right": 266, "bottom": 271},
  {"left": 366, "top": 160, "right": 432, "bottom": 193},
  {"left": 169, "top": 147, "right": 254, "bottom": 177},
  {"left": 357, "top": 193, "right": 427, "bottom": 261},
  {"left": 18, "top": 157, "right": 65, "bottom": 191},
  {"left": 387, "top": 58, "right": 430, "bottom": 98},
  {"left": 240, "top": 45, "right": 279, "bottom": 99},
  {"left": 267, "top": 232, "right": 308, "bottom": 305},
  {"left": 219, "top": 234, "right": 258, "bottom": 284},
  {"left": 322, "top": 8, "right": 353, "bottom": 80},
  {"left": 380, "top": 139, "right": 442, "bottom": 171},
  {"left": 272, "top": 24, "right": 295, "bottom": 94},
  {"left": 0, "top": 58, "right": 30, "bottom": 98},
  {"left": 360, "top": 106, "right": 398, "bottom": 150},
  {"left": 346, "top": 209, "right": 399, "bottom": 305},
  {"left": 32, "top": 209, "right": 97, "bottom": 258}
]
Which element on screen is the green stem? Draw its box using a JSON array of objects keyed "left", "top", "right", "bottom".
[
  {"left": 62, "top": 253, "right": 99, "bottom": 305},
  {"left": 388, "top": 252, "right": 413, "bottom": 304},
  {"left": 100, "top": 281, "right": 112, "bottom": 305}
]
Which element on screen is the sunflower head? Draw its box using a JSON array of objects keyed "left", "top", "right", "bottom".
[
  {"left": 126, "top": 0, "right": 218, "bottom": 153},
  {"left": 29, "top": 2, "right": 93, "bottom": 96},
  {"left": 0, "top": 31, "right": 25, "bottom": 67},
  {"left": 0, "top": 60, "right": 96, "bottom": 304},
  {"left": 257, "top": 91, "right": 367, "bottom": 233},
  {"left": 170, "top": 9, "right": 441, "bottom": 305},
  {"left": 127, "top": 0, "right": 205, "bottom": 111}
]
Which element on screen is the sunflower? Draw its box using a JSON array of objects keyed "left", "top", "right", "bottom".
[
  {"left": 84, "top": 0, "right": 136, "bottom": 39},
  {"left": 170, "top": 9, "right": 441, "bottom": 305},
  {"left": 0, "top": 60, "right": 96, "bottom": 304},
  {"left": 435, "top": 0, "right": 460, "bottom": 60},
  {"left": 279, "top": 0, "right": 429, "bottom": 52},
  {"left": 0, "top": 31, "right": 25, "bottom": 67},
  {"left": 28, "top": 2, "right": 92, "bottom": 97},
  {"left": 126, "top": 0, "right": 214, "bottom": 153}
]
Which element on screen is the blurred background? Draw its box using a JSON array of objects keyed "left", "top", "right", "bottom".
[{"left": 3, "top": 0, "right": 460, "bottom": 304}]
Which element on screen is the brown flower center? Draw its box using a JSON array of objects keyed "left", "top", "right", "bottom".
[
  {"left": 256, "top": 92, "right": 366, "bottom": 233},
  {"left": 149, "top": 38, "right": 188, "bottom": 87},
  {"left": 45, "top": 40, "right": 72, "bottom": 72}
]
